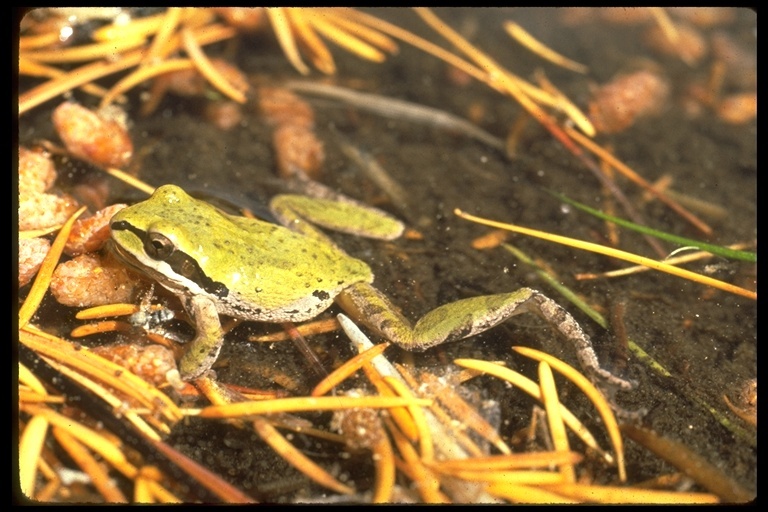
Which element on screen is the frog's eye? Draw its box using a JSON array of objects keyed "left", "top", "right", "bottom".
[{"left": 145, "top": 233, "right": 175, "bottom": 260}]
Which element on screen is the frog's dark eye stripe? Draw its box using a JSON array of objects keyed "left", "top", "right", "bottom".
[{"left": 111, "top": 220, "right": 228, "bottom": 299}]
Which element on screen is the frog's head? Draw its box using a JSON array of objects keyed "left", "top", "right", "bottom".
[{"left": 109, "top": 185, "right": 228, "bottom": 299}]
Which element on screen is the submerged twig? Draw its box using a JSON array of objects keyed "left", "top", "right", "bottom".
[{"left": 284, "top": 81, "right": 506, "bottom": 153}]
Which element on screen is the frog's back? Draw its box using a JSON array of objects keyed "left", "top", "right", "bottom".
[{"left": 190, "top": 207, "right": 372, "bottom": 322}]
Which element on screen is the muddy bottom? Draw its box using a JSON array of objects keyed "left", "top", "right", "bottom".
[{"left": 19, "top": 8, "right": 756, "bottom": 503}]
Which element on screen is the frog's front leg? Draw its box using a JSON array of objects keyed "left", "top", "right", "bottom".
[
  {"left": 337, "top": 283, "right": 634, "bottom": 391},
  {"left": 179, "top": 295, "right": 225, "bottom": 380}
]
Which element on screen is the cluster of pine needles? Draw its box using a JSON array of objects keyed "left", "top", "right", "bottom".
[{"left": 18, "top": 8, "right": 754, "bottom": 503}]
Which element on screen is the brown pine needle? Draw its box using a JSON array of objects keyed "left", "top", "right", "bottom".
[
  {"left": 147, "top": 437, "right": 255, "bottom": 503},
  {"left": 252, "top": 416, "right": 355, "bottom": 495},
  {"left": 565, "top": 125, "right": 712, "bottom": 236},
  {"left": 504, "top": 21, "right": 587, "bottom": 74},
  {"left": 454, "top": 209, "right": 756, "bottom": 300}
]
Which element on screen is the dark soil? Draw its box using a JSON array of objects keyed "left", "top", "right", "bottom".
[{"left": 19, "top": 8, "right": 756, "bottom": 503}]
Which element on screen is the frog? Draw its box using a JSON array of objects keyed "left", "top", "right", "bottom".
[{"left": 109, "top": 184, "right": 633, "bottom": 391}]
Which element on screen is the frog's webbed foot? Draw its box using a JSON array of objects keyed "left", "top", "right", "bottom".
[{"left": 338, "top": 283, "right": 635, "bottom": 393}]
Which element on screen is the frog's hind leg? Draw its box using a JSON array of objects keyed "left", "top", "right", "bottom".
[{"left": 337, "top": 282, "right": 634, "bottom": 392}]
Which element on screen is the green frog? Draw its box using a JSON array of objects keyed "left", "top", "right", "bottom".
[{"left": 110, "top": 184, "right": 632, "bottom": 390}]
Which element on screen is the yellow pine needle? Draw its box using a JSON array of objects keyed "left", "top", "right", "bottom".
[
  {"left": 311, "top": 342, "right": 390, "bottom": 396},
  {"left": 41, "top": 347, "right": 175, "bottom": 437},
  {"left": 181, "top": 27, "right": 247, "bottom": 103},
  {"left": 515, "top": 346, "right": 626, "bottom": 482},
  {"left": 21, "top": 404, "right": 139, "bottom": 479},
  {"left": 53, "top": 426, "right": 128, "bottom": 502},
  {"left": 20, "top": 51, "right": 144, "bottom": 114},
  {"left": 19, "top": 363, "right": 48, "bottom": 396},
  {"left": 197, "top": 395, "right": 430, "bottom": 418},
  {"left": 541, "top": 483, "right": 719, "bottom": 504},
  {"left": 251, "top": 317, "right": 341, "bottom": 343},
  {"left": 385, "top": 417, "right": 449, "bottom": 503},
  {"left": 90, "top": 8, "right": 206, "bottom": 42},
  {"left": 316, "top": 9, "right": 399, "bottom": 54},
  {"left": 396, "top": 368, "right": 487, "bottom": 458},
  {"left": 649, "top": 7, "right": 680, "bottom": 44},
  {"left": 139, "top": 478, "right": 181, "bottom": 504},
  {"left": 100, "top": 58, "right": 195, "bottom": 109},
  {"left": 20, "top": 327, "right": 183, "bottom": 426},
  {"left": 454, "top": 358, "right": 611, "bottom": 464},
  {"left": 19, "top": 30, "right": 62, "bottom": 50},
  {"left": 504, "top": 21, "right": 587, "bottom": 74},
  {"left": 141, "top": 7, "right": 184, "bottom": 65},
  {"left": 19, "top": 206, "right": 86, "bottom": 327},
  {"left": 266, "top": 8, "right": 311, "bottom": 75},
  {"left": 252, "top": 416, "right": 355, "bottom": 495},
  {"left": 70, "top": 320, "right": 133, "bottom": 338},
  {"left": 383, "top": 375, "right": 433, "bottom": 462},
  {"left": 19, "top": 414, "right": 50, "bottom": 497},
  {"left": 446, "top": 469, "right": 567, "bottom": 486},
  {"left": 371, "top": 428, "right": 396, "bottom": 503},
  {"left": 487, "top": 482, "right": 580, "bottom": 504},
  {"left": 454, "top": 209, "right": 755, "bottom": 300},
  {"left": 538, "top": 361, "right": 575, "bottom": 483},
  {"left": 362, "top": 364, "right": 420, "bottom": 443},
  {"left": 19, "top": 225, "right": 62, "bottom": 239},
  {"left": 76, "top": 303, "right": 147, "bottom": 319},
  {"left": 101, "top": 168, "right": 156, "bottom": 195},
  {"left": 22, "top": 34, "right": 148, "bottom": 63},
  {"left": 430, "top": 451, "right": 582, "bottom": 473},
  {"left": 284, "top": 8, "right": 336, "bottom": 75},
  {"left": 19, "top": 57, "right": 111, "bottom": 98},
  {"left": 576, "top": 242, "right": 753, "bottom": 280},
  {"left": 306, "top": 14, "right": 388, "bottom": 63}
]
